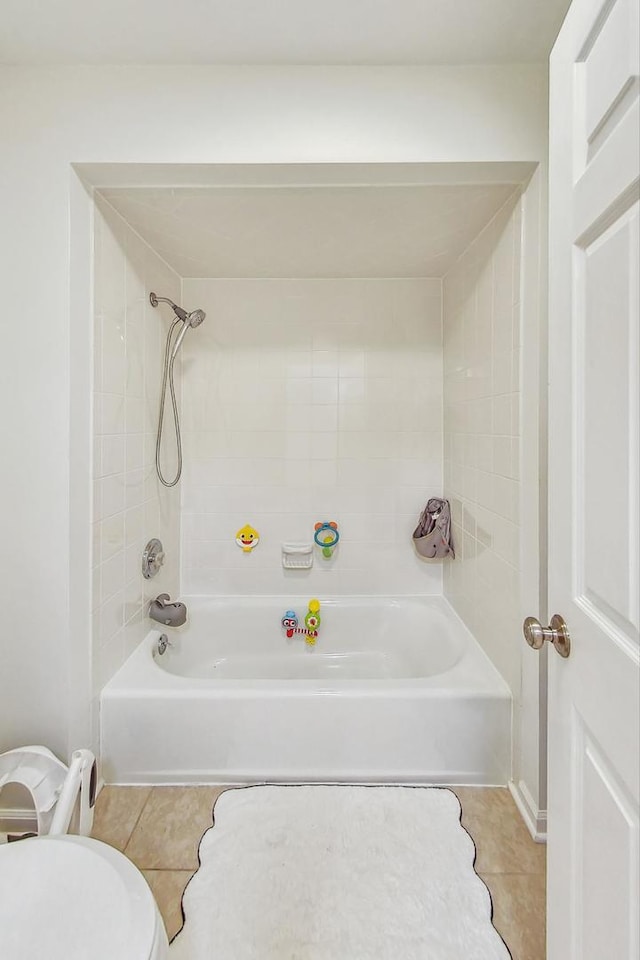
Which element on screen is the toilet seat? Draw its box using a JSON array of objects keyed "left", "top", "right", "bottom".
[{"left": 0, "top": 834, "right": 168, "bottom": 960}]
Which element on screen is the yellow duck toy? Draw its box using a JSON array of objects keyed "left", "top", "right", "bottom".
[{"left": 236, "top": 524, "right": 260, "bottom": 553}]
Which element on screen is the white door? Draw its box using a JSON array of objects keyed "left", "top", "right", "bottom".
[{"left": 548, "top": 0, "right": 640, "bottom": 957}]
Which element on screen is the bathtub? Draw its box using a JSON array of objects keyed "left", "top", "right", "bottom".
[{"left": 101, "top": 596, "right": 511, "bottom": 785}]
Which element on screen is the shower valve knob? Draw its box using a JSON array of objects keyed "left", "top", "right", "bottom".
[{"left": 142, "top": 538, "right": 165, "bottom": 579}]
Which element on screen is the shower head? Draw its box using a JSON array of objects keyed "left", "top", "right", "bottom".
[{"left": 150, "top": 292, "right": 206, "bottom": 327}]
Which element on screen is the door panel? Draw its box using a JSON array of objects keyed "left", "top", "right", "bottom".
[
  {"left": 548, "top": 0, "right": 640, "bottom": 957},
  {"left": 584, "top": 0, "right": 639, "bottom": 145},
  {"left": 574, "top": 710, "right": 639, "bottom": 960},
  {"left": 579, "top": 203, "right": 639, "bottom": 634}
]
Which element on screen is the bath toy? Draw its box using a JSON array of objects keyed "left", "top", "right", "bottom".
[
  {"left": 314, "top": 521, "right": 339, "bottom": 558},
  {"left": 281, "top": 599, "right": 321, "bottom": 645},
  {"left": 236, "top": 524, "right": 260, "bottom": 552},
  {"left": 281, "top": 610, "right": 299, "bottom": 639},
  {"left": 321, "top": 534, "right": 334, "bottom": 557},
  {"left": 304, "top": 601, "right": 321, "bottom": 646}
]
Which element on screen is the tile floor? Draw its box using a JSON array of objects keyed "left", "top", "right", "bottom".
[{"left": 91, "top": 785, "right": 546, "bottom": 959}]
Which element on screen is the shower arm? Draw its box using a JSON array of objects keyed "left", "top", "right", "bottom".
[{"left": 149, "top": 292, "right": 189, "bottom": 321}]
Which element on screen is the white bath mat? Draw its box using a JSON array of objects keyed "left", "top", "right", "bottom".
[{"left": 169, "top": 785, "right": 511, "bottom": 960}]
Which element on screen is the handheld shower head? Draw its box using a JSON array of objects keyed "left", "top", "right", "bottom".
[
  {"left": 150, "top": 292, "right": 206, "bottom": 327},
  {"left": 150, "top": 292, "right": 206, "bottom": 359}
]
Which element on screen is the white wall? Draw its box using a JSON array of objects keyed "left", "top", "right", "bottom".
[
  {"left": 181, "top": 278, "right": 442, "bottom": 596},
  {"left": 443, "top": 193, "right": 522, "bottom": 691},
  {"left": 91, "top": 197, "right": 181, "bottom": 734},
  {"left": 0, "top": 64, "right": 547, "bottom": 765},
  {"left": 442, "top": 186, "right": 548, "bottom": 828}
]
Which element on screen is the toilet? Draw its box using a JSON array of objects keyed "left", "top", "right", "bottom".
[
  {"left": 0, "top": 833, "right": 169, "bottom": 959},
  {"left": 0, "top": 746, "right": 168, "bottom": 960}
]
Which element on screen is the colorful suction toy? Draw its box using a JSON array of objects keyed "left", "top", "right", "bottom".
[
  {"left": 314, "top": 521, "right": 339, "bottom": 558},
  {"left": 281, "top": 610, "right": 299, "bottom": 639},
  {"left": 281, "top": 598, "right": 321, "bottom": 646},
  {"left": 304, "top": 598, "right": 321, "bottom": 645}
]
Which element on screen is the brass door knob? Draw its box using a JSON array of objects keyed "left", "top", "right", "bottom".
[{"left": 523, "top": 614, "right": 571, "bottom": 658}]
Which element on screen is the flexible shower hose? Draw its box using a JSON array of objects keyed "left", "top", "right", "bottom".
[{"left": 156, "top": 317, "right": 183, "bottom": 487}]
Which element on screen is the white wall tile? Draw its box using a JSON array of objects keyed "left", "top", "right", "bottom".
[
  {"left": 99, "top": 589, "right": 125, "bottom": 645},
  {"left": 92, "top": 196, "right": 181, "bottom": 687},
  {"left": 100, "top": 513, "right": 125, "bottom": 563},
  {"left": 443, "top": 192, "right": 522, "bottom": 694},
  {"left": 97, "top": 475, "right": 125, "bottom": 520},
  {"left": 181, "top": 279, "right": 443, "bottom": 596},
  {"left": 100, "top": 550, "right": 125, "bottom": 605},
  {"left": 99, "top": 394, "right": 125, "bottom": 435},
  {"left": 100, "top": 435, "right": 125, "bottom": 478},
  {"left": 101, "top": 312, "right": 127, "bottom": 396}
]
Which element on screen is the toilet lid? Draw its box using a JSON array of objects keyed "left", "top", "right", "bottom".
[{"left": 0, "top": 835, "right": 158, "bottom": 960}]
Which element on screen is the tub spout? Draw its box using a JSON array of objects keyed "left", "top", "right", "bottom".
[{"left": 149, "top": 593, "right": 187, "bottom": 627}]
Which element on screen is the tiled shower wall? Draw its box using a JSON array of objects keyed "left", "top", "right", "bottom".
[
  {"left": 92, "top": 197, "right": 181, "bottom": 694},
  {"left": 443, "top": 193, "right": 522, "bottom": 693},
  {"left": 180, "top": 278, "right": 443, "bottom": 596}
]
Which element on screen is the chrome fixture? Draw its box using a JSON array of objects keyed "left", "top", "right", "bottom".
[
  {"left": 150, "top": 292, "right": 206, "bottom": 487},
  {"left": 156, "top": 634, "right": 172, "bottom": 656},
  {"left": 148, "top": 593, "right": 188, "bottom": 627},
  {"left": 523, "top": 614, "right": 571, "bottom": 658},
  {"left": 142, "top": 538, "right": 165, "bottom": 580}
]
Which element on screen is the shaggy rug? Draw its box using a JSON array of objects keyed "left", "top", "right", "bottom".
[{"left": 169, "top": 785, "right": 510, "bottom": 959}]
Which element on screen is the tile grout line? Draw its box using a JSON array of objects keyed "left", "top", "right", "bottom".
[
  {"left": 122, "top": 786, "right": 156, "bottom": 856},
  {"left": 124, "top": 786, "right": 222, "bottom": 872}
]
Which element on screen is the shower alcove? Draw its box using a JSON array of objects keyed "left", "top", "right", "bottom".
[{"left": 78, "top": 161, "right": 545, "bottom": 804}]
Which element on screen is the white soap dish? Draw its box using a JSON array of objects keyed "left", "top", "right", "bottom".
[{"left": 282, "top": 542, "right": 314, "bottom": 569}]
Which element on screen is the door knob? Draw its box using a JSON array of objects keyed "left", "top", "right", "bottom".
[{"left": 522, "top": 614, "right": 571, "bottom": 658}]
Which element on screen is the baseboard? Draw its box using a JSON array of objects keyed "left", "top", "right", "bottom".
[
  {"left": 0, "top": 806, "right": 37, "bottom": 836},
  {"left": 509, "top": 779, "right": 547, "bottom": 843}
]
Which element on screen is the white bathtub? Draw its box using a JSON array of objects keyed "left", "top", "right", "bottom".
[{"left": 101, "top": 596, "right": 511, "bottom": 785}]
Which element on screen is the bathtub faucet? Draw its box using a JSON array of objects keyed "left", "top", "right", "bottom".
[{"left": 149, "top": 593, "right": 187, "bottom": 627}]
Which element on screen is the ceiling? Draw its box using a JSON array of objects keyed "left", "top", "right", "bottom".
[
  {"left": 99, "top": 184, "right": 518, "bottom": 278},
  {"left": 2, "top": 0, "right": 570, "bottom": 65}
]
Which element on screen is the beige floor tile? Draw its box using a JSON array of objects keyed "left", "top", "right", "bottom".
[
  {"left": 142, "top": 870, "right": 192, "bottom": 942},
  {"left": 91, "top": 785, "right": 152, "bottom": 851},
  {"left": 97, "top": 784, "right": 546, "bottom": 956},
  {"left": 481, "top": 872, "right": 546, "bottom": 960},
  {"left": 454, "top": 787, "right": 546, "bottom": 875},
  {"left": 125, "top": 786, "right": 225, "bottom": 870}
]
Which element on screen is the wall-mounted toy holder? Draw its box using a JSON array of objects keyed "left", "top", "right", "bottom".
[
  {"left": 281, "top": 599, "right": 321, "bottom": 646},
  {"left": 314, "top": 521, "right": 339, "bottom": 559},
  {"left": 282, "top": 542, "right": 313, "bottom": 569},
  {"left": 236, "top": 524, "right": 260, "bottom": 553},
  {"left": 412, "top": 498, "right": 455, "bottom": 561}
]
